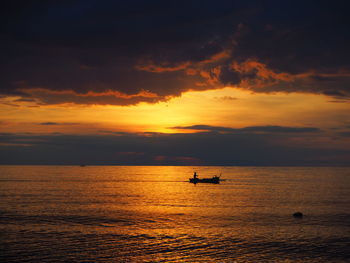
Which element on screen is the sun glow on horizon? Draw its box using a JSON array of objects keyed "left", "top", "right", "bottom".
[{"left": 0, "top": 87, "right": 349, "bottom": 134}]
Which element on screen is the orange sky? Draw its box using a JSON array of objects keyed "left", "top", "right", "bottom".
[
  {"left": 1, "top": 1, "right": 350, "bottom": 166},
  {"left": 0, "top": 87, "right": 348, "bottom": 133}
]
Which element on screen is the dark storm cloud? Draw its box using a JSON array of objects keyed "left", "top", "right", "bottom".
[
  {"left": 1, "top": 0, "right": 350, "bottom": 105},
  {"left": 0, "top": 128, "right": 349, "bottom": 165}
]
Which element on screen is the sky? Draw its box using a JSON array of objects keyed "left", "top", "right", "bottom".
[{"left": 1, "top": 0, "right": 350, "bottom": 165}]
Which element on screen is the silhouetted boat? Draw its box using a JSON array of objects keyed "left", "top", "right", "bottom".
[{"left": 189, "top": 172, "right": 221, "bottom": 184}]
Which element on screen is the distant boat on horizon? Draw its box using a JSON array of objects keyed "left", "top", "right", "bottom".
[
  {"left": 80, "top": 164, "right": 86, "bottom": 167},
  {"left": 189, "top": 172, "right": 221, "bottom": 184}
]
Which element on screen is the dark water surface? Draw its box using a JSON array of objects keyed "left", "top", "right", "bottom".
[{"left": 0, "top": 166, "right": 349, "bottom": 262}]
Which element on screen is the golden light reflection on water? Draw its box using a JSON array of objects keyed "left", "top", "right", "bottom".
[{"left": 1, "top": 166, "right": 349, "bottom": 262}]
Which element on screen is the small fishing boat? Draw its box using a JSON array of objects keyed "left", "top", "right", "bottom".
[{"left": 189, "top": 172, "right": 221, "bottom": 184}]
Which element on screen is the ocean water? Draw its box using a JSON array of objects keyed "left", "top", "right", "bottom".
[{"left": 0, "top": 166, "right": 349, "bottom": 262}]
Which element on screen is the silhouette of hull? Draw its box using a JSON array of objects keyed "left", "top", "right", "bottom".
[{"left": 189, "top": 177, "right": 220, "bottom": 184}]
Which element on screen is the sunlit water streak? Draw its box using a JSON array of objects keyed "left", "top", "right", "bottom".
[{"left": 0, "top": 166, "right": 349, "bottom": 262}]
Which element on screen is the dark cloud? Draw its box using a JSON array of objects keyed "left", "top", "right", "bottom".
[
  {"left": 323, "top": 90, "right": 347, "bottom": 97},
  {"left": 1, "top": 0, "right": 350, "bottom": 105},
  {"left": 172, "top": 125, "right": 320, "bottom": 133},
  {"left": 0, "top": 127, "right": 348, "bottom": 165},
  {"left": 240, "top": 126, "right": 320, "bottom": 133},
  {"left": 338, "top": 132, "right": 350, "bottom": 137},
  {"left": 173, "top": 125, "right": 237, "bottom": 133},
  {"left": 39, "top": 122, "right": 58, "bottom": 125},
  {"left": 38, "top": 122, "right": 79, "bottom": 126}
]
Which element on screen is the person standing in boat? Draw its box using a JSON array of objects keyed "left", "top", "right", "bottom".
[{"left": 193, "top": 172, "right": 198, "bottom": 179}]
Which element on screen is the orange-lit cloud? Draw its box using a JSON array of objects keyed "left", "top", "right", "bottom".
[
  {"left": 2, "top": 1, "right": 350, "bottom": 107},
  {"left": 198, "top": 66, "right": 222, "bottom": 87},
  {"left": 19, "top": 88, "right": 160, "bottom": 105},
  {"left": 231, "top": 60, "right": 350, "bottom": 94},
  {"left": 135, "top": 61, "right": 191, "bottom": 73},
  {"left": 198, "top": 50, "right": 231, "bottom": 65},
  {"left": 232, "top": 60, "right": 296, "bottom": 82},
  {"left": 136, "top": 50, "right": 231, "bottom": 74}
]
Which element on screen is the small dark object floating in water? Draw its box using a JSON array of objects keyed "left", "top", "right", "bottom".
[
  {"left": 80, "top": 164, "right": 86, "bottom": 167},
  {"left": 293, "top": 212, "right": 303, "bottom": 218},
  {"left": 189, "top": 172, "right": 221, "bottom": 184}
]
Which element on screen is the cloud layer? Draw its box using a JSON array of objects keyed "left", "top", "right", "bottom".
[
  {"left": 2, "top": 0, "right": 350, "bottom": 105},
  {"left": 172, "top": 125, "right": 320, "bottom": 133},
  {"left": 1, "top": 125, "right": 349, "bottom": 165}
]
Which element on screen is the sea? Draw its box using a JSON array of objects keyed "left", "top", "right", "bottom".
[{"left": 0, "top": 166, "right": 349, "bottom": 262}]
